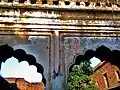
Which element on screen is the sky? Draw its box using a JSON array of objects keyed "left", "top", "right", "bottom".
[
  {"left": 90, "top": 57, "right": 101, "bottom": 67},
  {"left": 0, "top": 57, "right": 42, "bottom": 83},
  {"left": 0, "top": 56, "right": 101, "bottom": 83}
]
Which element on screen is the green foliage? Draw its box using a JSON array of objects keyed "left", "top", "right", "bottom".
[{"left": 67, "top": 61, "right": 99, "bottom": 90}]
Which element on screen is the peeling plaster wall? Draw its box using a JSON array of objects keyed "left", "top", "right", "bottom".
[{"left": 0, "top": 3, "right": 120, "bottom": 90}]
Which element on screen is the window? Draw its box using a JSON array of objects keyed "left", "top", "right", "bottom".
[
  {"left": 42, "top": 0, "right": 47, "bottom": 4},
  {"left": 31, "top": 0, "right": 36, "bottom": 4},
  {"left": 8, "top": 0, "right": 13, "bottom": 2},
  {"left": 103, "top": 73, "right": 109, "bottom": 88},
  {"left": 19, "top": 0, "right": 26, "bottom": 3},
  {"left": 96, "top": 81, "right": 99, "bottom": 86},
  {"left": 19, "top": 0, "right": 36, "bottom": 4},
  {"left": 115, "top": 70, "right": 120, "bottom": 81}
]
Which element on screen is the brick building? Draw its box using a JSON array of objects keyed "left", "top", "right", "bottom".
[
  {"left": 5, "top": 78, "right": 44, "bottom": 90},
  {"left": 92, "top": 61, "right": 120, "bottom": 90}
]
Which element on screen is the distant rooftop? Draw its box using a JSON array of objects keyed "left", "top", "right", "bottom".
[
  {"left": 93, "top": 61, "right": 107, "bottom": 72},
  {"left": 5, "top": 77, "right": 44, "bottom": 90},
  {"left": 5, "top": 77, "right": 42, "bottom": 84}
]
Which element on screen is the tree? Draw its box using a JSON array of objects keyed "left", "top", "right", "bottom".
[{"left": 67, "top": 61, "right": 99, "bottom": 90}]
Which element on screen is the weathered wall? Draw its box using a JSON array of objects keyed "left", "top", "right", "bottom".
[{"left": 0, "top": 1, "right": 120, "bottom": 90}]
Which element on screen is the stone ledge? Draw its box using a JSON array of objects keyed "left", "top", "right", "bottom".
[{"left": 0, "top": 3, "right": 120, "bottom": 12}]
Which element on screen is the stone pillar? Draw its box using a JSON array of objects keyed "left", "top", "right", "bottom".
[
  {"left": 37, "top": 0, "right": 42, "bottom": 5},
  {"left": 1, "top": 0, "right": 8, "bottom": 3},
  {"left": 13, "top": 0, "right": 19, "bottom": 3},
  {"left": 59, "top": 0, "right": 63, "bottom": 5},
  {"left": 48, "top": 0, "right": 53, "bottom": 5},
  {"left": 54, "top": 30, "right": 59, "bottom": 73}
]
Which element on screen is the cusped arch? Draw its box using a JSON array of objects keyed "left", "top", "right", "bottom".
[
  {"left": 67, "top": 53, "right": 80, "bottom": 73},
  {"left": 69, "top": 45, "right": 120, "bottom": 73},
  {"left": 0, "top": 44, "right": 46, "bottom": 85}
]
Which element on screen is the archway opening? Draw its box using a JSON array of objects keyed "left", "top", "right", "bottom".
[
  {"left": 68, "top": 45, "right": 120, "bottom": 90},
  {"left": 69, "top": 45, "right": 120, "bottom": 73},
  {"left": 0, "top": 44, "right": 46, "bottom": 86}
]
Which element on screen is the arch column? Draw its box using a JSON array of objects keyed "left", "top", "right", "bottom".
[
  {"left": 59, "top": 0, "right": 63, "bottom": 5},
  {"left": 37, "top": 0, "right": 42, "bottom": 5},
  {"left": 13, "top": 0, "right": 19, "bottom": 3},
  {"left": 48, "top": 0, "right": 53, "bottom": 5},
  {"left": 54, "top": 30, "right": 60, "bottom": 73},
  {"left": 1, "top": 0, "right": 8, "bottom": 3}
]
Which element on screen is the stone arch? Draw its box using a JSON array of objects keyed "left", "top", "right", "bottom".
[
  {"left": 0, "top": 44, "right": 46, "bottom": 86},
  {"left": 69, "top": 45, "right": 120, "bottom": 73},
  {"left": 67, "top": 62, "right": 75, "bottom": 74},
  {"left": 67, "top": 53, "right": 80, "bottom": 73}
]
